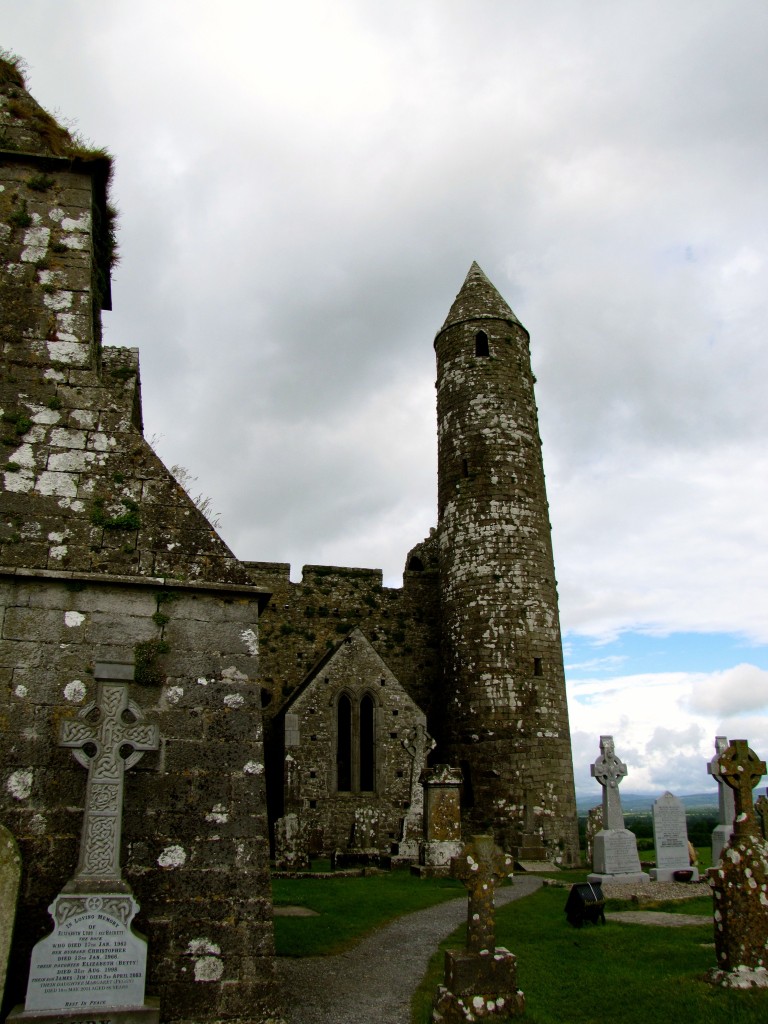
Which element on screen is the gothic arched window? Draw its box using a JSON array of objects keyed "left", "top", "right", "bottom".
[{"left": 335, "top": 692, "right": 377, "bottom": 793}]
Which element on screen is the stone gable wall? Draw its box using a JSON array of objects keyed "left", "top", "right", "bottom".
[{"left": 281, "top": 629, "right": 427, "bottom": 854}]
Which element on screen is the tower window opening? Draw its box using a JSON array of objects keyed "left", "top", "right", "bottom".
[
  {"left": 533, "top": 657, "right": 543, "bottom": 677},
  {"left": 475, "top": 330, "right": 489, "bottom": 357},
  {"left": 462, "top": 458, "right": 469, "bottom": 478}
]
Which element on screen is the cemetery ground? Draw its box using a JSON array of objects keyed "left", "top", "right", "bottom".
[{"left": 272, "top": 852, "right": 768, "bottom": 1024}]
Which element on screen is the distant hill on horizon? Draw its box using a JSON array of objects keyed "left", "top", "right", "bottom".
[{"left": 575, "top": 791, "right": 718, "bottom": 814}]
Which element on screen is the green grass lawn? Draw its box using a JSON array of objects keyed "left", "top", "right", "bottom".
[
  {"left": 412, "top": 884, "right": 768, "bottom": 1024},
  {"left": 271, "top": 870, "right": 464, "bottom": 957}
]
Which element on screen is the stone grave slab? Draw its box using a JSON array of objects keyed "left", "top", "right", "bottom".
[
  {"left": 1, "top": 821, "right": 21, "bottom": 1006},
  {"left": 650, "top": 791, "right": 698, "bottom": 882},
  {"left": 21, "top": 894, "right": 149, "bottom": 1011},
  {"left": 413, "top": 765, "right": 463, "bottom": 877}
]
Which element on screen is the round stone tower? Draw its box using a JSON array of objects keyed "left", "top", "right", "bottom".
[{"left": 434, "top": 262, "right": 580, "bottom": 866}]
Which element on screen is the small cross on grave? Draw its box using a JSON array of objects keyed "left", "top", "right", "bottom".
[
  {"left": 717, "top": 739, "right": 766, "bottom": 839},
  {"left": 591, "top": 735, "right": 627, "bottom": 830},
  {"left": 451, "top": 834, "right": 513, "bottom": 953},
  {"left": 60, "top": 661, "right": 159, "bottom": 890},
  {"left": 433, "top": 836, "right": 524, "bottom": 1022}
]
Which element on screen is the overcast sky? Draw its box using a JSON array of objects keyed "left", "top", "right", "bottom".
[{"left": 6, "top": 1, "right": 768, "bottom": 796}]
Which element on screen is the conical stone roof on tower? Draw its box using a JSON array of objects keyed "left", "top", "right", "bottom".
[{"left": 434, "top": 263, "right": 579, "bottom": 866}]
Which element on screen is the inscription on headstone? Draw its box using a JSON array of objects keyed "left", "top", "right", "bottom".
[
  {"left": 24, "top": 895, "right": 147, "bottom": 1011},
  {"left": 650, "top": 792, "right": 698, "bottom": 882}
]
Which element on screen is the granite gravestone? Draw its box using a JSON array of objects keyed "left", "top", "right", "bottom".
[
  {"left": 273, "top": 813, "right": 309, "bottom": 872},
  {"left": 709, "top": 740, "right": 768, "bottom": 987},
  {"left": 650, "top": 792, "right": 698, "bottom": 882},
  {"left": 1, "top": 821, "right": 21, "bottom": 1006},
  {"left": 9, "top": 663, "right": 160, "bottom": 1024},
  {"left": 432, "top": 835, "right": 524, "bottom": 1023},
  {"left": 588, "top": 736, "right": 648, "bottom": 885},
  {"left": 413, "top": 765, "right": 463, "bottom": 877},
  {"left": 708, "top": 735, "right": 736, "bottom": 866}
]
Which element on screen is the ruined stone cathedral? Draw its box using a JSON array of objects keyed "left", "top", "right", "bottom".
[{"left": 0, "top": 59, "right": 578, "bottom": 1024}]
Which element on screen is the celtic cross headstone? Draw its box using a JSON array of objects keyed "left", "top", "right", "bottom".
[
  {"left": 60, "top": 666, "right": 160, "bottom": 890},
  {"left": 588, "top": 735, "right": 648, "bottom": 884},
  {"left": 710, "top": 739, "right": 768, "bottom": 983},
  {"left": 9, "top": 662, "right": 161, "bottom": 1024},
  {"left": 591, "top": 734, "right": 627, "bottom": 829}
]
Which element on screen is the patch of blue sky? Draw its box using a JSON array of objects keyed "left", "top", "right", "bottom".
[{"left": 562, "top": 630, "right": 768, "bottom": 679}]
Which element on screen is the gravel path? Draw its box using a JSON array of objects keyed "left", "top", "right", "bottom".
[{"left": 275, "top": 875, "right": 542, "bottom": 1024}]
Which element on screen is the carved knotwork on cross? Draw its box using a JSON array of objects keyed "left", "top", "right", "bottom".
[
  {"left": 590, "top": 735, "right": 627, "bottom": 830},
  {"left": 60, "top": 663, "right": 159, "bottom": 890},
  {"left": 717, "top": 739, "right": 766, "bottom": 839},
  {"left": 451, "top": 834, "right": 513, "bottom": 954}
]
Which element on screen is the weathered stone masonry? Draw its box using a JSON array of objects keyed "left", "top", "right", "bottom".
[
  {"left": 1, "top": 61, "right": 582, "bottom": 1024},
  {"left": 434, "top": 264, "right": 579, "bottom": 864},
  {"left": 0, "top": 60, "right": 280, "bottom": 1023}
]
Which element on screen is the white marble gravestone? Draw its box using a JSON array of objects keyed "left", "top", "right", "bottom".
[
  {"left": 708, "top": 735, "right": 736, "bottom": 866},
  {"left": 588, "top": 735, "right": 649, "bottom": 885},
  {"left": 9, "top": 663, "right": 160, "bottom": 1024},
  {"left": 650, "top": 791, "right": 698, "bottom": 882}
]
